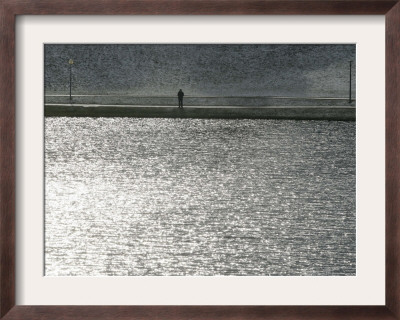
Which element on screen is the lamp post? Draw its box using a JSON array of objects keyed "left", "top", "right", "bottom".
[
  {"left": 349, "top": 60, "right": 352, "bottom": 103},
  {"left": 69, "top": 59, "right": 74, "bottom": 101}
]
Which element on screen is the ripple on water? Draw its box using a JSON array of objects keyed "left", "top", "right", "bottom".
[{"left": 45, "top": 118, "right": 356, "bottom": 276}]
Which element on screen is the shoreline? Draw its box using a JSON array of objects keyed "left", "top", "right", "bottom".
[{"left": 44, "top": 104, "right": 356, "bottom": 121}]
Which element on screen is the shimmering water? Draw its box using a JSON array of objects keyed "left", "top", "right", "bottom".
[{"left": 45, "top": 117, "right": 356, "bottom": 276}]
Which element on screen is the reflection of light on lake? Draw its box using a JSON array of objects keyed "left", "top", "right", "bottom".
[{"left": 45, "top": 117, "right": 356, "bottom": 276}]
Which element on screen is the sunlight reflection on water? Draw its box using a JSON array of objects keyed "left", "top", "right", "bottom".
[{"left": 45, "top": 118, "right": 355, "bottom": 276}]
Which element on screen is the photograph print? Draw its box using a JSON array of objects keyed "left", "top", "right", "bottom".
[{"left": 44, "top": 44, "right": 356, "bottom": 276}]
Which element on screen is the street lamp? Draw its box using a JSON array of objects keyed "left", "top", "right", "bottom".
[
  {"left": 69, "top": 59, "right": 74, "bottom": 101},
  {"left": 349, "top": 60, "right": 352, "bottom": 103}
]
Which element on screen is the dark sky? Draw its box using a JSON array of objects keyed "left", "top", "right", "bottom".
[{"left": 44, "top": 44, "right": 355, "bottom": 98}]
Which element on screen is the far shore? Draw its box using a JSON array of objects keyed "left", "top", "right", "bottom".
[{"left": 45, "top": 104, "right": 356, "bottom": 121}]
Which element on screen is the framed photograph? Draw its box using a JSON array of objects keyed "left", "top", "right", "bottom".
[{"left": 1, "top": 1, "right": 399, "bottom": 319}]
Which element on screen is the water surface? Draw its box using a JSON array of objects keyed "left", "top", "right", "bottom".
[{"left": 45, "top": 117, "right": 356, "bottom": 276}]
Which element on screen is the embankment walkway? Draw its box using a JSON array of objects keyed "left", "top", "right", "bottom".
[{"left": 44, "top": 104, "right": 356, "bottom": 121}]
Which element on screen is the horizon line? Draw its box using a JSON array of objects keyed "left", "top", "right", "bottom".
[{"left": 45, "top": 94, "right": 353, "bottom": 100}]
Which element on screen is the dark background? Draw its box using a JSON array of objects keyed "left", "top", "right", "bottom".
[{"left": 44, "top": 44, "right": 356, "bottom": 98}]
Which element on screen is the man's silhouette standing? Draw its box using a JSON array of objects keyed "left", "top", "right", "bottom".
[{"left": 178, "top": 89, "right": 184, "bottom": 108}]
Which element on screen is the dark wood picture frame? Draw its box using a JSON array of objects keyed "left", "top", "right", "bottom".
[{"left": 1, "top": 0, "right": 399, "bottom": 319}]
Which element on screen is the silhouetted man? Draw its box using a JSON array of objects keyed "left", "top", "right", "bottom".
[{"left": 178, "top": 89, "right": 184, "bottom": 108}]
